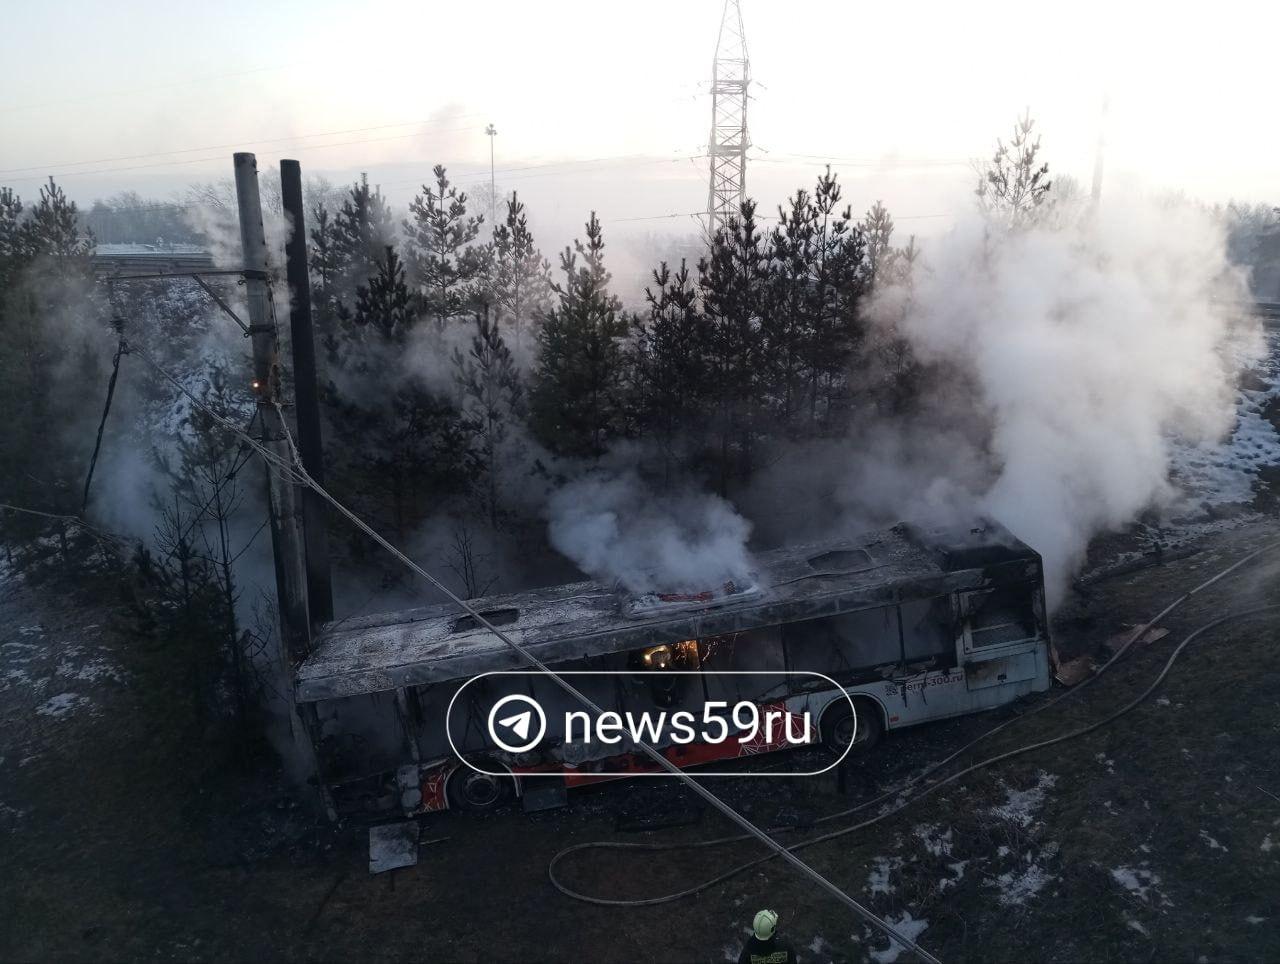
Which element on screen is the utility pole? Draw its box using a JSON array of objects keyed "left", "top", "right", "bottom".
[
  {"left": 279, "top": 159, "right": 334, "bottom": 626},
  {"left": 1091, "top": 94, "right": 1109, "bottom": 207},
  {"left": 233, "top": 153, "right": 312, "bottom": 661},
  {"left": 485, "top": 123, "right": 498, "bottom": 226},
  {"left": 234, "top": 152, "right": 332, "bottom": 818},
  {"left": 706, "top": 0, "right": 750, "bottom": 239}
]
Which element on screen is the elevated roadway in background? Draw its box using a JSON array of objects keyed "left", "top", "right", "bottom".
[
  {"left": 86, "top": 244, "right": 1280, "bottom": 329},
  {"left": 92, "top": 244, "right": 214, "bottom": 277}
]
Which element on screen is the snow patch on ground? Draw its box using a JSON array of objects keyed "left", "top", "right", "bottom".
[
  {"left": 1170, "top": 407, "right": 1280, "bottom": 504},
  {"left": 939, "top": 860, "right": 968, "bottom": 893},
  {"left": 989, "top": 772, "right": 1057, "bottom": 827},
  {"left": 36, "top": 692, "right": 91, "bottom": 719},
  {"left": 58, "top": 655, "right": 123, "bottom": 683},
  {"left": 1111, "top": 866, "right": 1171, "bottom": 906},
  {"left": 2, "top": 667, "right": 47, "bottom": 692},
  {"left": 3, "top": 615, "right": 124, "bottom": 720},
  {"left": 992, "top": 856, "right": 1054, "bottom": 907},
  {"left": 867, "top": 855, "right": 904, "bottom": 896},
  {"left": 1125, "top": 916, "right": 1150, "bottom": 937},
  {"left": 868, "top": 913, "right": 929, "bottom": 964},
  {"left": 1169, "top": 329, "right": 1280, "bottom": 506},
  {"left": 1200, "top": 830, "right": 1229, "bottom": 852},
  {"left": 913, "top": 824, "right": 953, "bottom": 857}
]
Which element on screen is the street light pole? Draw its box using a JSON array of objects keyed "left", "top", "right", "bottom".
[{"left": 484, "top": 123, "right": 497, "bottom": 227}]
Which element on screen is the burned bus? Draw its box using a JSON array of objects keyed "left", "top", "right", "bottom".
[{"left": 294, "top": 520, "right": 1051, "bottom": 816}]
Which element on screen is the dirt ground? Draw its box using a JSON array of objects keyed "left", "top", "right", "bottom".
[{"left": 2, "top": 517, "right": 1279, "bottom": 963}]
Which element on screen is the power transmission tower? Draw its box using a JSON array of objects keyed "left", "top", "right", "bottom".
[
  {"left": 485, "top": 123, "right": 498, "bottom": 226},
  {"left": 706, "top": 0, "right": 750, "bottom": 239},
  {"left": 1091, "top": 94, "right": 1109, "bottom": 207}
]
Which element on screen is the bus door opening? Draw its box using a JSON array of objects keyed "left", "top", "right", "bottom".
[{"left": 958, "top": 585, "right": 1042, "bottom": 690}]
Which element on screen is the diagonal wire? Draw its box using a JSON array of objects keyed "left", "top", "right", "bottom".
[{"left": 124, "top": 339, "right": 941, "bottom": 964}]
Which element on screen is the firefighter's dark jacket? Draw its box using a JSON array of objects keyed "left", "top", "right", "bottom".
[{"left": 737, "top": 935, "right": 797, "bottom": 964}]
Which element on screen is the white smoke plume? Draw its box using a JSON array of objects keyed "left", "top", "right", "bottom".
[
  {"left": 850, "top": 196, "right": 1259, "bottom": 603},
  {"left": 546, "top": 470, "right": 755, "bottom": 593}
]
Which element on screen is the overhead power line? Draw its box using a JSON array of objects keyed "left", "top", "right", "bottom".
[
  {"left": 0, "top": 112, "right": 484, "bottom": 177},
  {"left": 759, "top": 151, "right": 970, "bottom": 168},
  {"left": 380, "top": 152, "right": 706, "bottom": 190},
  {"left": 123, "top": 340, "right": 943, "bottom": 964},
  {"left": 0, "top": 61, "right": 305, "bottom": 116},
  {"left": 607, "top": 209, "right": 955, "bottom": 223},
  {"left": 2, "top": 122, "right": 485, "bottom": 184}
]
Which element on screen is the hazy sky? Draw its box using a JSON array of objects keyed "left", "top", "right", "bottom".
[{"left": 4, "top": 0, "right": 1278, "bottom": 248}]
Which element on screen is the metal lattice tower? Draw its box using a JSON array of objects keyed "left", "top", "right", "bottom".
[{"left": 706, "top": 0, "right": 750, "bottom": 238}]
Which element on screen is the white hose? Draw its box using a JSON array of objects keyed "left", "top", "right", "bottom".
[{"left": 548, "top": 541, "right": 1280, "bottom": 909}]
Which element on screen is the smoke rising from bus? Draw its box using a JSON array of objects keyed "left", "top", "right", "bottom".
[
  {"left": 838, "top": 196, "right": 1257, "bottom": 601},
  {"left": 515, "top": 194, "right": 1261, "bottom": 608},
  {"left": 546, "top": 470, "right": 755, "bottom": 593}
]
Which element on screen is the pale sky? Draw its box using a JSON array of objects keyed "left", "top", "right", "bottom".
[{"left": 4, "top": 0, "right": 1278, "bottom": 252}]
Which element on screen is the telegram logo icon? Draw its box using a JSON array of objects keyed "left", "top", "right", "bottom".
[{"left": 486, "top": 693, "right": 547, "bottom": 754}]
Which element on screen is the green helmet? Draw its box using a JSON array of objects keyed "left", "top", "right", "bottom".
[{"left": 753, "top": 909, "right": 779, "bottom": 940}]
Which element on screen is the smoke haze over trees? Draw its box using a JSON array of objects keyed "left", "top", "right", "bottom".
[{"left": 0, "top": 110, "right": 1273, "bottom": 743}]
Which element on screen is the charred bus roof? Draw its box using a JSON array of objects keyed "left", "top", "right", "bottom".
[{"left": 295, "top": 520, "right": 1041, "bottom": 703}]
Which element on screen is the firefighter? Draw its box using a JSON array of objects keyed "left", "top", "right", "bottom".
[{"left": 738, "top": 908, "right": 797, "bottom": 964}]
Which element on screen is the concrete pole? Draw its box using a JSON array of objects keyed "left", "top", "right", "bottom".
[
  {"left": 279, "top": 159, "right": 334, "bottom": 626},
  {"left": 485, "top": 123, "right": 497, "bottom": 226},
  {"left": 234, "top": 153, "right": 334, "bottom": 818},
  {"left": 1091, "top": 94, "right": 1109, "bottom": 207},
  {"left": 233, "top": 152, "right": 312, "bottom": 661}
]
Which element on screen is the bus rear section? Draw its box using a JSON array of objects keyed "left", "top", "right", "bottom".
[{"left": 293, "top": 519, "right": 1051, "bottom": 816}]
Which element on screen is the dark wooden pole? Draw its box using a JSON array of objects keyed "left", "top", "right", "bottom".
[
  {"left": 279, "top": 159, "right": 334, "bottom": 626},
  {"left": 235, "top": 152, "right": 333, "bottom": 820},
  {"left": 233, "top": 152, "right": 311, "bottom": 659}
]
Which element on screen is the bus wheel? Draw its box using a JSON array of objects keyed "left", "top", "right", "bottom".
[
  {"left": 446, "top": 762, "right": 515, "bottom": 813},
  {"left": 822, "top": 699, "right": 882, "bottom": 755}
]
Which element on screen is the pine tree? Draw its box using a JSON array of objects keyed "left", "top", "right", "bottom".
[
  {"left": 0, "top": 188, "right": 32, "bottom": 294},
  {"left": 488, "top": 191, "right": 553, "bottom": 356},
  {"left": 0, "top": 178, "right": 101, "bottom": 549},
  {"left": 308, "top": 200, "right": 337, "bottom": 304},
  {"left": 403, "top": 165, "right": 488, "bottom": 329},
  {"left": 802, "top": 167, "right": 866, "bottom": 427},
  {"left": 318, "top": 175, "right": 398, "bottom": 364},
  {"left": 862, "top": 200, "right": 895, "bottom": 287},
  {"left": 320, "top": 228, "right": 466, "bottom": 546},
  {"left": 453, "top": 308, "right": 524, "bottom": 527},
  {"left": 353, "top": 246, "right": 415, "bottom": 343},
  {"left": 150, "top": 492, "right": 229, "bottom": 718},
  {"left": 324, "top": 376, "right": 469, "bottom": 545},
  {"left": 331, "top": 174, "right": 396, "bottom": 308},
  {"left": 631, "top": 259, "right": 709, "bottom": 483},
  {"left": 859, "top": 202, "right": 924, "bottom": 414},
  {"left": 765, "top": 187, "right": 818, "bottom": 426},
  {"left": 699, "top": 200, "right": 769, "bottom": 491},
  {"left": 155, "top": 363, "right": 254, "bottom": 721},
  {"left": 529, "top": 213, "right": 628, "bottom": 458},
  {"left": 26, "top": 177, "right": 93, "bottom": 263},
  {"left": 976, "top": 109, "right": 1052, "bottom": 229}
]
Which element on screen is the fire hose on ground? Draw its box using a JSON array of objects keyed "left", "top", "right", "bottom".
[
  {"left": 548, "top": 540, "right": 1280, "bottom": 914},
  {"left": 127, "top": 347, "right": 943, "bottom": 963},
  {"left": 115, "top": 345, "right": 1280, "bottom": 962}
]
